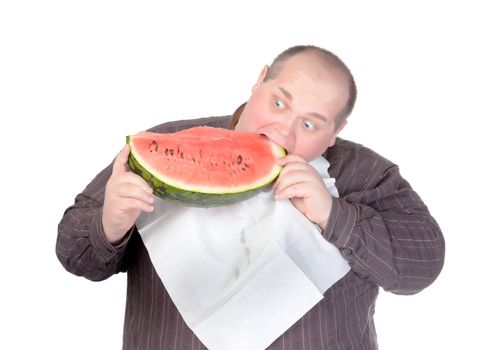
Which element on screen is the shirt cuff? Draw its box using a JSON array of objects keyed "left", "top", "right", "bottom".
[
  {"left": 321, "top": 197, "right": 358, "bottom": 247},
  {"left": 89, "top": 209, "right": 133, "bottom": 261}
]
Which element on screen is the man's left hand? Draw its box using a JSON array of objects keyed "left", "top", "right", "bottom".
[{"left": 273, "top": 155, "right": 333, "bottom": 230}]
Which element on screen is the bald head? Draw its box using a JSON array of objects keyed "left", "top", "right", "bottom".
[{"left": 264, "top": 45, "right": 357, "bottom": 126}]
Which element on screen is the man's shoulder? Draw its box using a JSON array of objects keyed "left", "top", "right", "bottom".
[
  {"left": 148, "top": 115, "right": 232, "bottom": 133},
  {"left": 327, "top": 137, "right": 393, "bottom": 163},
  {"left": 325, "top": 137, "right": 396, "bottom": 179}
]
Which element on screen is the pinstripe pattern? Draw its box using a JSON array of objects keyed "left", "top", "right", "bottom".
[{"left": 57, "top": 114, "right": 444, "bottom": 349}]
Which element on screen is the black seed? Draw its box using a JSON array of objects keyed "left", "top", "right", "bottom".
[
  {"left": 165, "top": 148, "right": 169, "bottom": 155},
  {"left": 236, "top": 155, "right": 242, "bottom": 164},
  {"left": 169, "top": 149, "right": 174, "bottom": 156},
  {"left": 244, "top": 163, "right": 249, "bottom": 168},
  {"left": 149, "top": 140, "right": 159, "bottom": 153}
]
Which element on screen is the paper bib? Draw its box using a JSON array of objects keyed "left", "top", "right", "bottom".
[{"left": 136, "top": 157, "right": 350, "bottom": 350}]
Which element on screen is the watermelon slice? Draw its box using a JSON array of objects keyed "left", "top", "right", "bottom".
[{"left": 126, "top": 126, "right": 286, "bottom": 207}]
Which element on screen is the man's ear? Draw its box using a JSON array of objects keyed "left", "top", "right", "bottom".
[
  {"left": 329, "top": 120, "right": 347, "bottom": 147},
  {"left": 251, "top": 65, "right": 269, "bottom": 93}
]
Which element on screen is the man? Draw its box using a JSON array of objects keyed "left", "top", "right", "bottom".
[{"left": 57, "top": 45, "right": 445, "bottom": 349}]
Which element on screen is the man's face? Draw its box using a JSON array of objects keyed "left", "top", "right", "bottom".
[{"left": 235, "top": 53, "right": 349, "bottom": 161}]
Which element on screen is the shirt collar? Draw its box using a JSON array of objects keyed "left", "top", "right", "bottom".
[{"left": 230, "top": 102, "right": 247, "bottom": 130}]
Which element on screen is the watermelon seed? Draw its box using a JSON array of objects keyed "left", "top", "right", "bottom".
[
  {"left": 244, "top": 163, "right": 249, "bottom": 168},
  {"left": 149, "top": 141, "right": 159, "bottom": 153},
  {"left": 236, "top": 155, "right": 242, "bottom": 164},
  {"left": 180, "top": 152, "right": 184, "bottom": 159}
]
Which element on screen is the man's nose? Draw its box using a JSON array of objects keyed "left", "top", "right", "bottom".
[
  {"left": 276, "top": 114, "right": 296, "bottom": 136},
  {"left": 274, "top": 115, "right": 296, "bottom": 150}
]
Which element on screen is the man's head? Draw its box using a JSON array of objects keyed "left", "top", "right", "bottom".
[{"left": 235, "top": 45, "right": 357, "bottom": 161}]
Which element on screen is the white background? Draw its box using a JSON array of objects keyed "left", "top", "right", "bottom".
[{"left": 1, "top": 1, "right": 483, "bottom": 349}]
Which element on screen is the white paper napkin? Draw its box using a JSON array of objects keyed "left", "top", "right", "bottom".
[{"left": 136, "top": 157, "right": 350, "bottom": 350}]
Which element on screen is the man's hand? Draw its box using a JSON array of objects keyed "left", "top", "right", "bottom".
[
  {"left": 273, "top": 155, "right": 333, "bottom": 230},
  {"left": 102, "top": 145, "right": 154, "bottom": 243}
]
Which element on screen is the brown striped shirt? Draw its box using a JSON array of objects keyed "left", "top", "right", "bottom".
[{"left": 56, "top": 114, "right": 445, "bottom": 349}]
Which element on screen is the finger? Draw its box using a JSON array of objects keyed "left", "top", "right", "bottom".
[
  {"left": 115, "top": 172, "right": 154, "bottom": 194},
  {"left": 276, "top": 154, "right": 307, "bottom": 166},
  {"left": 275, "top": 170, "right": 314, "bottom": 189},
  {"left": 275, "top": 156, "right": 315, "bottom": 183},
  {"left": 274, "top": 175, "right": 311, "bottom": 198},
  {"left": 278, "top": 161, "right": 315, "bottom": 176},
  {"left": 119, "top": 198, "right": 154, "bottom": 213},
  {"left": 116, "top": 183, "right": 154, "bottom": 204},
  {"left": 275, "top": 178, "right": 325, "bottom": 200},
  {"left": 112, "top": 144, "right": 131, "bottom": 175},
  {"left": 274, "top": 169, "right": 328, "bottom": 202},
  {"left": 274, "top": 163, "right": 319, "bottom": 189},
  {"left": 274, "top": 182, "right": 308, "bottom": 200}
]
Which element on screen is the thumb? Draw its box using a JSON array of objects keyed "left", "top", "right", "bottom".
[{"left": 112, "top": 144, "right": 131, "bottom": 175}]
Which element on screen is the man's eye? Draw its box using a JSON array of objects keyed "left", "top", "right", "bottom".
[
  {"left": 303, "top": 119, "right": 315, "bottom": 130},
  {"left": 275, "top": 99, "right": 285, "bottom": 109}
]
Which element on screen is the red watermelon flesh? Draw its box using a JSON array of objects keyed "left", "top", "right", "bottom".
[{"left": 127, "top": 127, "right": 286, "bottom": 201}]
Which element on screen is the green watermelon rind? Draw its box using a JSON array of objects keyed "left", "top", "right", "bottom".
[{"left": 126, "top": 134, "right": 285, "bottom": 207}]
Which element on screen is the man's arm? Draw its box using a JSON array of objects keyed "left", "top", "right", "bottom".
[
  {"left": 56, "top": 115, "right": 233, "bottom": 281},
  {"left": 56, "top": 144, "right": 155, "bottom": 281},
  {"left": 323, "top": 141, "right": 445, "bottom": 294},
  {"left": 56, "top": 162, "right": 133, "bottom": 281}
]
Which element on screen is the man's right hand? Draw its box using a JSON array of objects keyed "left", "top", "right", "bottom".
[{"left": 102, "top": 144, "right": 154, "bottom": 243}]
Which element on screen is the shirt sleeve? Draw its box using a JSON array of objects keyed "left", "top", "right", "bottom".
[
  {"left": 55, "top": 116, "right": 233, "bottom": 281},
  {"left": 56, "top": 162, "right": 133, "bottom": 281},
  {"left": 323, "top": 142, "right": 445, "bottom": 295}
]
